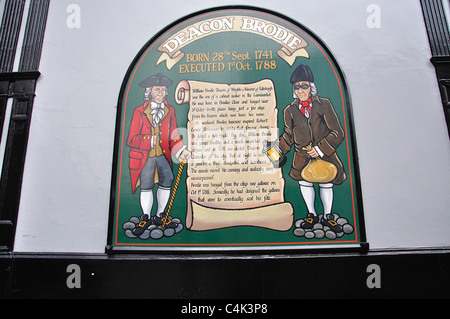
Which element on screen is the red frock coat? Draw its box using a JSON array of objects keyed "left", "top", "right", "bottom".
[{"left": 126, "top": 100, "right": 184, "bottom": 194}]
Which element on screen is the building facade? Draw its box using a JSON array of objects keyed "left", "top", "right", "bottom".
[{"left": 1, "top": 0, "right": 449, "bottom": 299}]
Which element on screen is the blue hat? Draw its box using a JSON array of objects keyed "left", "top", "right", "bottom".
[
  {"left": 139, "top": 73, "right": 173, "bottom": 88},
  {"left": 290, "top": 65, "right": 314, "bottom": 84}
]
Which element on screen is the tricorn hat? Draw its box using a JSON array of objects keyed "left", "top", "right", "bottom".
[
  {"left": 139, "top": 73, "right": 173, "bottom": 88},
  {"left": 290, "top": 64, "right": 314, "bottom": 84}
]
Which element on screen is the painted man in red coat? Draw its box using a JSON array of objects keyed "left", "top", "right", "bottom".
[{"left": 127, "top": 73, "right": 190, "bottom": 232}]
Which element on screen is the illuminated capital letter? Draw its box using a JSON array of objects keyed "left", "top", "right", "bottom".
[
  {"left": 163, "top": 39, "right": 179, "bottom": 53},
  {"left": 241, "top": 18, "right": 254, "bottom": 30}
]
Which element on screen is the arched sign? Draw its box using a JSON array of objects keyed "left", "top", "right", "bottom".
[{"left": 107, "top": 6, "right": 366, "bottom": 252}]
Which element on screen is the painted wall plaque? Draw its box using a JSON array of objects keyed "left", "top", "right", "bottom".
[{"left": 108, "top": 6, "right": 366, "bottom": 252}]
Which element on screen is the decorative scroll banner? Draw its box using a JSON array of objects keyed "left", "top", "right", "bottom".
[
  {"left": 175, "top": 79, "right": 294, "bottom": 231},
  {"left": 157, "top": 15, "right": 309, "bottom": 69}
]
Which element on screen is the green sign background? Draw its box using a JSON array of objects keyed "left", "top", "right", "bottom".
[{"left": 109, "top": 7, "right": 365, "bottom": 251}]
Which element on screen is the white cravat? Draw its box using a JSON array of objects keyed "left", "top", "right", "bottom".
[{"left": 150, "top": 102, "right": 164, "bottom": 126}]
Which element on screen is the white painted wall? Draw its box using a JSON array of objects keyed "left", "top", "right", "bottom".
[{"left": 13, "top": 0, "right": 450, "bottom": 253}]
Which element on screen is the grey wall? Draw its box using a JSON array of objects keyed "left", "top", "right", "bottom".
[{"left": 12, "top": 0, "right": 450, "bottom": 253}]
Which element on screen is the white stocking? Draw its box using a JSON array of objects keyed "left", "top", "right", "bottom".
[
  {"left": 140, "top": 190, "right": 153, "bottom": 217},
  {"left": 319, "top": 183, "right": 334, "bottom": 218},
  {"left": 299, "top": 181, "right": 316, "bottom": 215},
  {"left": 156, "top": 186, "right": 171, "bottom": 217}
]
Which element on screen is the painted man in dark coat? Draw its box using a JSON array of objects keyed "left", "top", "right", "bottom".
[{"left": 278, "top": 64, "right": 346, "bottom": 232}]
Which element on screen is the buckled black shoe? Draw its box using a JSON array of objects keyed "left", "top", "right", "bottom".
[
  {"left": 321, "top": 215, "right": 343, "bottom": 232},
  {"left": 300, "top": 213, "right": 319, "bottom": 229},
  {"left": 132, "top": 214, "right": 151, "bottom": 236},
  {"left": 153, "top": 215, "right": 177, "bottom": 228}
]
